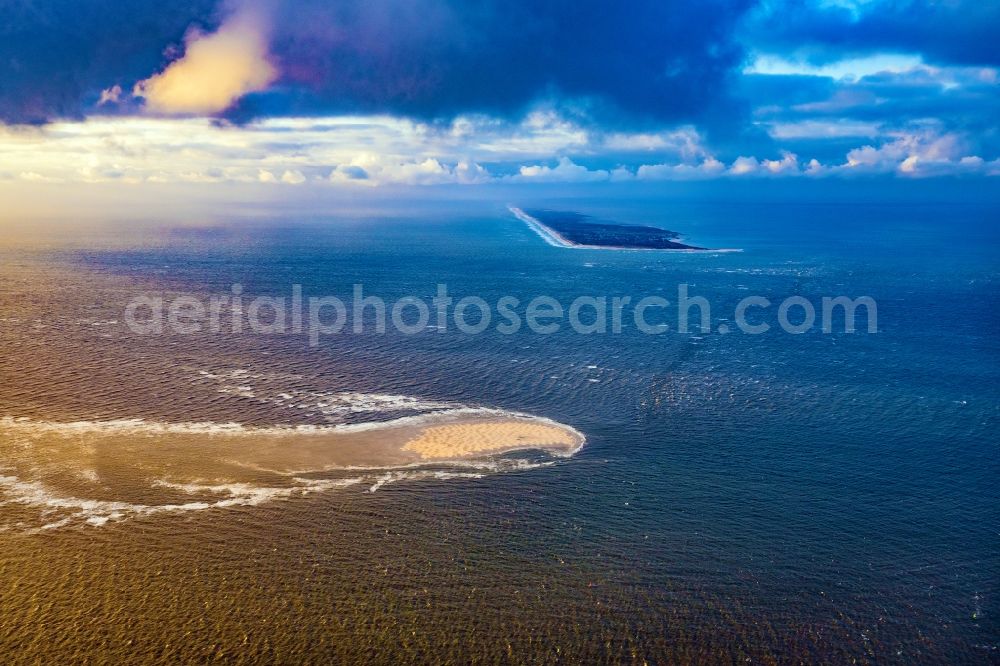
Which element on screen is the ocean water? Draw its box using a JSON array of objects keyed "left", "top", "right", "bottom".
[{"left": 0, "top": 199, "right": 997, "bottom": 663}]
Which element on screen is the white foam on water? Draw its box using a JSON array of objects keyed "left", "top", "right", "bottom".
[
  {"left": 0, "top": 447, "right": 570, "bottom": 531},
  {"left": 0, "top": 473, "right": 370, "bottom": 533},
  {"left": 1, "top": 407, "right": 587, "bottom": 453},
  {"left": 152, "top": 477, "right": 364, "bottom": 500},
  {"left": 0, "top": 474, "right": 221, "bottom": 532},
  {"left": 0, "top": 410, "right": 478, "bottom": 438},
  {"left": 367, "top": 470, "right": 486, "bottom": 493},
  {"left": 197, "top": 369, "right": 461, "bottom": 421},
  {"left": 218, "top": 385, "right": 461, "bottom": 417}
]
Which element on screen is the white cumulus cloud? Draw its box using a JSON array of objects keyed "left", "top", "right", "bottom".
[{"left": 514, "top": 157, "right": 610, "bottom": 183}]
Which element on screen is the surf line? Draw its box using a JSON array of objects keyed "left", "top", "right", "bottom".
[{"left": 508, "top": 206, "right": 574, "bottom": 248}]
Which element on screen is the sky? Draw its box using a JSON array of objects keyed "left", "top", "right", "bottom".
[{"left": 1, "top": 0, "right": 998, "bottom": 212}]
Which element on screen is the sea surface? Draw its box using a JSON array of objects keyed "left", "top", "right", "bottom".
[{"left": 0, "top": 198, "right": 997, "bottom": 663}]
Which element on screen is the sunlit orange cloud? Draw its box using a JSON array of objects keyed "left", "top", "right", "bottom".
[{"left": 133, "top": 10, "right": 277, "bottom": 115}]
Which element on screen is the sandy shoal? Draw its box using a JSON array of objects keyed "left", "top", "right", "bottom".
[
  {"left": 401, "top": 420, "right": 583, "bottom": 460},
  {"left": 0, "top": 416, "right": 584, "bottom": 498}
]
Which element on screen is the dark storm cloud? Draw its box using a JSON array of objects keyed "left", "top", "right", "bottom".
[
  {"left": 1, "top": 0, "right": 758, "bottom": 128},
  {"left": 253, "top": 0, "right": 756, "bottom": 126},
  {"left": 744, "top": 0, "right": 1000, "bottom": 66},
  {"left": 0, "top": 0, "right": 221, "bottom": 124}
]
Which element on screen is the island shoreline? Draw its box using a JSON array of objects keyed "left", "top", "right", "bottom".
[{"left": 509, "top": 206, "right": 742, "bottom": 253}]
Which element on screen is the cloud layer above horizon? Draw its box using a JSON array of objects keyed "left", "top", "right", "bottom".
[{"left": 1, "top": 0, "right": 997, "bottom": 184}]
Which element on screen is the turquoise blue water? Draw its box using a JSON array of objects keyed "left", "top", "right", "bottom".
[{"left": 1, "top": 198, "right": 997, "bottom": 662}]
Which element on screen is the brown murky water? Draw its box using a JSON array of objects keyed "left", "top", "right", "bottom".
[{"left": 1, "top": 219, "right": 995, "bottom": 664}]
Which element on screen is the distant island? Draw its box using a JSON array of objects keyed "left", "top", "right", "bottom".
[{"left": 510, "top": 206, "right": 706, "bottom": 250}]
